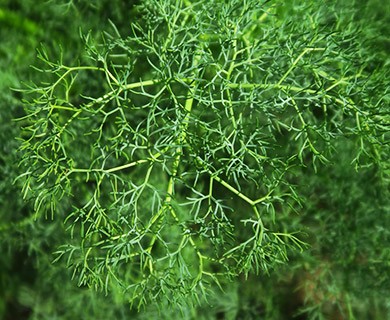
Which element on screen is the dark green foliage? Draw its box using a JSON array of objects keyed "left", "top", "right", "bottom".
[{"left": 0, "top": 0, "right": 389, "bottom": 319}]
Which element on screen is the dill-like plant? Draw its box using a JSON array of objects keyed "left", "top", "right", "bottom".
[{"left": 16, "top": 0, "right": 388, "bottom": 313}]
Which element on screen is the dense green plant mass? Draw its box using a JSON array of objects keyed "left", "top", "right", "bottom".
[
  {"left": 18, "top": 0, "right": 388, "bottom": 307},
  {"left": 1, "top": 0, "right": 389, "bottom": 318}
]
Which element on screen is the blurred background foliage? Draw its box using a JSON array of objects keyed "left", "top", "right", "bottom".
[{"left": 0, "top": 0, "right": 388, "bottom": 319}]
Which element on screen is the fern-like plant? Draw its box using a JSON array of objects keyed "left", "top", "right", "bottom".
[{"left": 17, "top": 0, "right": 388, "bottom": 311}]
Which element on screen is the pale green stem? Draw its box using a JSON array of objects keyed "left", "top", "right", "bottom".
[
  {"left": 277, "top": 47, "right": 325, "bottom": 85},
  {"left": 143, "top": 53, "right": 201, "bottom": 273}
]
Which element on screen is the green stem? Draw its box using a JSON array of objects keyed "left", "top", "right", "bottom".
[
  {"left": 277, "top": 47, "right": 325, "bottom": 85},
  {"left": 143, "top": 53, "right": 201, "bottom": 270}
]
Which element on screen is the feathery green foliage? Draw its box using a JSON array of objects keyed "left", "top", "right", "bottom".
[{"left": 1, "top": 0, "right": 389, "bottom": 318}]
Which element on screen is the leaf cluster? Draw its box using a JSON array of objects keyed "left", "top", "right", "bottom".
[{"left": 5, "top": 0, "right": 389, "bottom": 318}]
